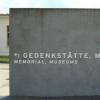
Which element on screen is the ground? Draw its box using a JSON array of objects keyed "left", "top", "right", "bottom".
[{"left": 0, "top": 63, "right": 9, "bottom": 98}]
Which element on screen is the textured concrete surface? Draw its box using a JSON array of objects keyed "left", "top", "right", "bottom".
[
  {"left": 0, "top": 63, "right": 9, "bottom": 96},
  {"left": 10, "top": 9, "right": 100, "bottom": 96},
  {"left": 1, "top": 96, "right": 100, "bottom": 100}
]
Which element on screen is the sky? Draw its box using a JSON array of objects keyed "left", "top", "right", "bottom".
[{"left": 0, "top": 0, "right": 100, "bottom": 14}]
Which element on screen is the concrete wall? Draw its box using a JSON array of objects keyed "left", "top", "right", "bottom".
[
  {"left": 10, "top": 9, "right": 100, "bottom": 96},
  {"left": 0, "top": 15, "right": 9, "bottom": 56}
]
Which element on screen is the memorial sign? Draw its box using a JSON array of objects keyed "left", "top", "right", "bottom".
[{"left": 10, "top": 8, "right": 100, "bottom": 96}]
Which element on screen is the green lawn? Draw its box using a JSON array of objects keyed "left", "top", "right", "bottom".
[{"left": 0, "top": 56, "right": 9, "bottom": 63}]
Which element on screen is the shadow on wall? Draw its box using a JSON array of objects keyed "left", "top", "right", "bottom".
[{"left": 0, "top": 96, "right": 100, "bottom": 100}]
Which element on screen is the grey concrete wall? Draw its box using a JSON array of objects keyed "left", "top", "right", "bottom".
[{"left": 10, "top": 9, "right": 100, "bottom": 96}]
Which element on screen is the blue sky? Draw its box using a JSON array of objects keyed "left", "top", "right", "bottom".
[{"left": 0, "top": 0, "right": 100, "bottom": 13}]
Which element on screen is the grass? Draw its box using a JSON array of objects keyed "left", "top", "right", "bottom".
[{"left": 0, "top": 56, "right": 9, "bottom": 63}]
